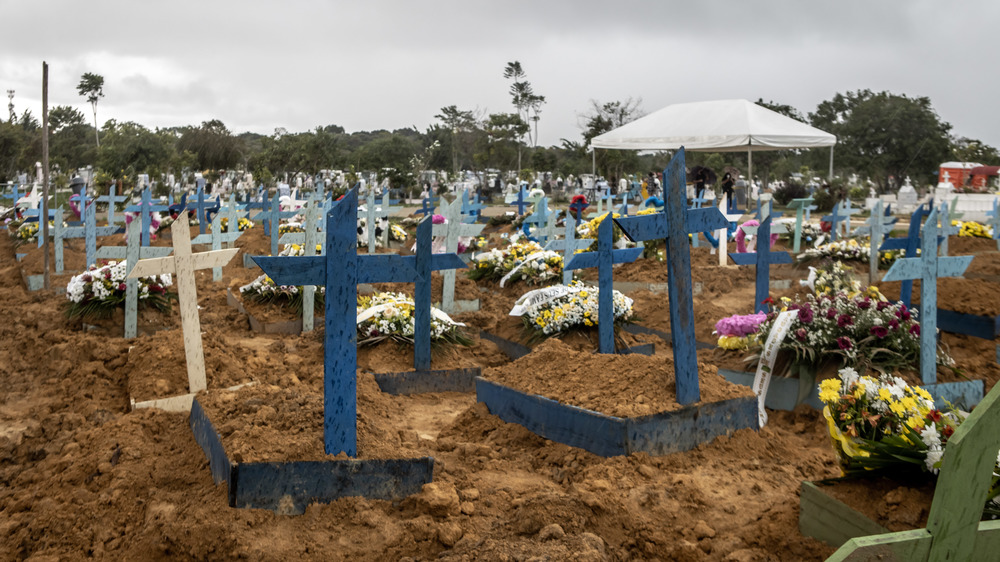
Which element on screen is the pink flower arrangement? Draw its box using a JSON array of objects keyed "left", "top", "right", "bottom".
[{"left": 714, "top": 313, "right": 767, "bottom": 337}]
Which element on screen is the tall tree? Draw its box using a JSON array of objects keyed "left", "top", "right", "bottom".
[
  {"left": 77, "top": 73, "right": 105, "bottom": 148},
  {"left": 951, "top": 137, "right": 999, "bottom": 164},
  {"left": 503, "top": 61, "right": 545, "bottom": 171},
  {"left": 177, "top": 119, "right": 244, "bottom": 170},
  {"left": 97, "top": 120, "right": 170, "bottom": 184},
  {"left": 810, "top": 90, "right": 952, "bottom": 191},
  {"left": 48, "top": 105, "right": 96, "bottom": 171},
  {"left": 580, "top": 98, "right": 644, "bottom": 181},
  {"left": 435, "top": 105, "right": 478, "bottom": 175}
]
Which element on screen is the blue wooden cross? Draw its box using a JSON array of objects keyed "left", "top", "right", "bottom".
[
  {"left": 587, "top": 184, "right": 612, "bottom": 219},
  {"left": 258, "top": 192, "right": 299, "bottom": 257},
  {"left": 729, "top": 216, "right": 794, "bottom": 314},
  {"left": 56, "top": 199, "right": 120, "bottom": 272},
  {"left": 415, "top": 195, "right": 438, "bottom": 218},
  {"left": 511, "top": 185, "right": 530, "bottom": 215},
  {"left": 191, "top": 188, "right": 221, "bottom": 235},
  {"left": 787, "top": 197, "right": 815, "bottom": 253},
  {"left": 854, "top": 199, "right": 897, "bottom": 285},
  {"left": 564, "top": 213, "right": 643, "bottom": 354},
  {"left": 275, "top": 196, "right": 325, "bottom": 332},
  {"left": 882, "top": 208, "right": 972, "bottom": 385},
  {"left": 358, "top": 194, "right": 390, "bottom": 254},
  {"left": 617, "top": 192, "right": 631, "bottom": 217},
  {"left": 96, "top": 185, "right": 129, "bottom": 227},
  {"left": 191, "top": 204, "right": 243, "bottom": 281},
  {"left": 545, "top": 218, "right": 591, "bottom": 285},
  {"left": 522, "top": 196, "right": 555, "bottom": 244},
  {"left": 880, "top": 202, "right": 933, "bottom": 308},
  {"left": 168, "top": 192, "right": 189, "bottom": 220},
  {"left": 245, "top": 190, "right": 273, "bottom": 231},
  {"left": 821, "top": 200, "right": 858, "bottom": 242},
  {"left": 2, "top": 183, "right": 21, "bottom": 204},
  {"left": 614, "top": 148, "right": 730, "bottom": 405},
  {"left": 568, "top": 199, "right": 589, "bottom": 225},
  {"left": 937, "top": 201, "right": 961, "bottom": 257},
  {"left": 690, "top": 193, "right": 710, "bottom": 247},
  {"left": 433, "top": 198, "right": 484, "bottom": 312},
  {"left": 460, "top": 189, "right": 485, "bottom": 224},
  {"left": 95, "top": 218, "right": 174, "bottom": 338},
  {"left": 754, "top": 198, "right": 783, "bottom": 222},
  {"left": 124, "top": 188, "right": 169, "bottom": 247},
  {"left": 251, "top": 188, "right": 466, "bottom": 456},
  {"left": 989, "top": 198, "right": 1000, "bottom": 252}
]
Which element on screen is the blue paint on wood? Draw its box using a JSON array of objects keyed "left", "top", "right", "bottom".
[
  {"left": 564, "top": 215, "right": 641, "bottom": 353},
  {"left": 512, "top": 185, "right": 530, "bottom": 215},
  {"left": 545, "top": 220, "right": 591, "bottom": 285},
  {"left": 191, "top": 187, "right": 221, "bottom": 235},
  {"left": 250, "top": 189, "right": 464, "bottom": 456},
  {"left": 879, "top": 202, "right": 933, "bottom": 308},
  {"left": 937, "top": 309, "right": 1000, "bottom": 340},
  {"left": 415, "top": 195, "right": 438, "bottom": 217},
  {"left": 372, "top": 368, "right": 481, "bottom": 395},
  {"left": 124, "top": 188, "right": 169, "bottom": 246},
  {"left": 480, "top": 330, "right": 532, "bottom": 360},
  {"left": 728, "top": 216, "right": 794, "bottom": 313},
  {"left": 882, "top": 208, "right": 972, "bottom": 384},
  {"left": 189, "top": 398, "right": 434, "bottom": 514},
  {"left": 56, "top": 201, "right": 120, "bottom": 271},
  {"left": 476, "top": 378, "right": 758, "bottom": 457},
  {"left": 96, "top": 185, "right": 128, "bottom": 226},
  {"left": 612, "top": 148, "right": 715, "bottom": 406},
  {"left": 569, "top": 199, "right": 589, "bottom": 224},
  {"left": 460, "top": 190, "right": 485, "bottom": 223},
  {"left": 618, "top": 343, "right": 655, "bottom": 356}
]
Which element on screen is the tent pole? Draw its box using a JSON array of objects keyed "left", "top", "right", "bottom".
[
  {"left": 829, "top": 145, "right": 834, "bottom": 182},
  {"left": 747, "top": 144, "right": 753, "bottom": 211},
  {"left": 592, "top": 149, "right": 596, "bottom": 180}
]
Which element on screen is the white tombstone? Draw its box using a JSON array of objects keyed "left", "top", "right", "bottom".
[{"left": 897, "top": 177, "right": 918, "bottom": 209}]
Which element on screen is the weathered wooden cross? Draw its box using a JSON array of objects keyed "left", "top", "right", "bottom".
[
  {"left": 545, "top": 217, "right": 591, "bottom": 285},
  {"left": 358, "top": 194, "right": 390, "bottom": 254},
  {"left": 95, "top": 220, "right": 174, "bottom": 338},
  {"left": 433, "top": 198, "right": 484, "bottom": 313},
  {"left": 523, "top": 196, "right": 556, "bottom": 244},
  {"left": 128, "top": 220, "right": 239, "bottom": 396},
  {"left": 715, "top": 194, "right": 743, "bottom": 266},
  {"left": 191, "top": 187, "right": 221, "bottom": 235},
  {"left": 587, "top": 184, "right": 612, "bottom": 219},
  {"left": 729, "top": 216, "right": 793, "bottom": 314},
  {"left": 190, "top": 205, "right": 242, "bottom": 281},
  {"left": 564, "top": 213, "right": 643, "bottom": 354},
  {"left": 821, "top": 200, "right": 859, "bottom": 242},
  {"left": 252, "top": 189, "right": 465, "bottom": 456},
  {"left": 881, "top": 208, "right": 972, "bottom": 385},
  {"left": 786, "top": 197, "right": 815, "bottom": 253},
  {"left": 253, "top": 192, "right": 298, "bottom": 256},
  {"left": 124, "top": 188, "right": 169, "bottom": 247},
  {"left": 569, "top": 198, "right": 589, "bottom": 225},
  {"left": 54, "top": 200, "right": 120, "bottom": 271},
  {"left": 96, "top": 185, "right": 129, "bottom": 227},
  {"left": 460, "top": 189, "right": 485, "bottom": 223},
  {"left": 853, "top": 199, "right": 897, "bottom": 284},
  {"left": 879, "top": 202, "right": 933, "bottom": 308},
  {"left": 936, "top": 201, "right": 961, "bottom": 257},
  {"left": 614, "top": 148, "right": 729, "bottom": 405},
  {"left": 379, "top": 191, "right": 401, "bottom": 248},
  {"left": 415, "top": 195, "right": 438, "bottom": 218}
]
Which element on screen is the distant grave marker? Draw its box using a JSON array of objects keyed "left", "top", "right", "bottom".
[
  {"left": 729, "top": 216, "right": 793, "bottom": 314},
  {"left": 433, "top": 198, "right": 484, "bottom": 313},
  {"left": 95, "top": 221, "right": 173, "bottom": 338}
]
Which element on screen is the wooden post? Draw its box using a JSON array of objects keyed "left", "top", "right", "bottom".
[
  {"left": 95, "top": 224, "right": 173, "bottom": 338},
  {"left": 41, "top": 62, "right": 50, "bottom": 290}
]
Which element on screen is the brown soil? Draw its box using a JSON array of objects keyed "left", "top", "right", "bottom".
[
  {"left": 483, "top": 338, "right": 753, "bottom": 417},
  {"left": 818, "top": 477, "right": 935, "bottom": 532},
  {"left": 5, "top": 216, "right": 998, "bottom": 560}
]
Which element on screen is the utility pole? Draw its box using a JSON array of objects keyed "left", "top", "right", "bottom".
[
  {"left": 6, "top": 90, "right": 13, "bottom": 123},
  {"left": 41, "top": 63, "right": 50, "bottom": 290}
]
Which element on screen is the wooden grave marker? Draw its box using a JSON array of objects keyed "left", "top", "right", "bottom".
[
  {"left": 715, "top": 194, "right": 743, "bottom": 266},
  {"left": 729, "top": 216, "right": 794, "bottom": 314},
  {"left": 508, "top": 185, "right": 531, "bottom": 215},
  {"left": 881, "top": 208, "right": 972, "bottom": 385},
  {"left": 415, "top": 195, "right": 438, "bottom": 218},
  {"left": 432, "top": 198, "right": 483, "bottom": 313},
  {"left": 190, "top": 187, "right": 219, "bottom": 235},
  {"left": 253, "top": 192, "right": 298, "bottom": 256},
  {"left": 53, "top": 200, "right": 120, "bottom": 272},
  {"left": 854, "top": 199, "right": 897, "bottom": 285},
  {"left": 379, "top": 191, "right": 401, "bottom": 248},
  {"left": 127, "top": 219, "right": 238, "bottom": 410},
  {"left": 460, "top": 189, "right": 485, "bottom": 223},
  {"left": 252, "top": 188, "right": 465, "bottom": 456},
  {"left": 275, "top": 195, "right": 324, "bottom": 332},
  {"left": 190, "top": 205, "right": 243, "bottom": 281},
  {"left": 96, "top": 185, "right": 128, "bottom": 227},
  {"left": 95, "top": 220, "right": 174, "bottom": 338},
  {"left": 879, "top": 202, "right": 933, "bottom": 308},
  {"left": 522, "top": 196, "right": 556, "bottom": 244},
  {"left": 787, "top": 196, "right": 815, "bottom": 253},
  {"left": 563, "top": 214, "right": 643, "bottom": 354},
  {"left": 358, "top": 194, "right": 389, "bottom": 254},
  {"left": 569, "top": 198, "right": 589, "bottom": 225},
  {"left": 822, "top": 200, "right": 859, "bottom": 242},
  {"left": 614, "top": 148, "right": 730, "bottom": 404},
  {"left": 124, "top": 188, "right": 169, "bottom": 247},
  {"left": 937, "top": 201, "right": 961, "bottom": 256},
  {"left": 824, "top": 381, "right": 1000, "bottom": 561},
  {"left": 545, "top": 218, "right": 591, "bottom": 285},
  {"left": 587, "top": 184, "right": 613, "bottom": 219}
]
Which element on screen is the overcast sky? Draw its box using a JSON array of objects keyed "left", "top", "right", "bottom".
[{"left": 4, "top": 0, "right": 999, "bottom": 154}]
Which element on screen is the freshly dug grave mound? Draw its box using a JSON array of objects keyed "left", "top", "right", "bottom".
[
  {"left": 482, "top": 338, "right": 753, "bottom": 418},
  {"left": 879, "top": 277, "right": 1000, "bottom": 317},
  {"left": 196, "top": 372, "right": 445, "bottom": 463},
  {"left": 816, "top": 476, "right": 935, "bottom": 532}
]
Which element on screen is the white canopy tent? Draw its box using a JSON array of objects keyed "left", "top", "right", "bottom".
[{"left": 590, "top": 98, "right": 837, "bottom": 184}]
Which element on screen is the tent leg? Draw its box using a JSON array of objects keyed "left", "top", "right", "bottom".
[
  {"left": 748, "top": 147, "right": 753, "bottom": 211},
  {"left": 829, "top": 145, "right": 834, "bottom": 182}
]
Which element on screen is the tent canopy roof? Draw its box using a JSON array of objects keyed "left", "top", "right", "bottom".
[{"left": 591, "top": 99, "right": 836, "bottom": 152}]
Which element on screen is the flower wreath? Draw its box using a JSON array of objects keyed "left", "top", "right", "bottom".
[{"left": 735, "top": 219, "right": 780, "bottom": 253}]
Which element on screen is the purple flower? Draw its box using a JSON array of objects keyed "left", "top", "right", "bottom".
[
  {"left": 888, "top": 319, "right": 899, "bottom": 330},
  {"left": 870, "top": 325, "right": 888, "bottom": 338},
  {"left": 826, "top": 308, "right": 837, "bottom": 320},
  {"left": 876, "top": 301, "right": 890, "bottom": 311},
  {"left": 798, "top": 307, "right": 814, "bottom": 323},
  {"left": 795, "top": 328, "right": 808, "bottom": 341},
  {"left": 837, "top": 336, "right": 853, "bottom": 350},
  {"left": 909, "top": 324, "right": 920, "bottom": 336},
  {"left": 857, "top": 298, "right": 871, "bottom": 310},
  {"left": 714, "top": 313, "right": 768, "bottom": 337},
  {"left": 837, "top": 314, "right": 853, "bottom": 328},
  {"left": 432, "top": 214, "right": 446, "bottom": 224}
]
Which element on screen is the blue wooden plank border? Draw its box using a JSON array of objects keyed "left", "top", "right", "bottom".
[
  {"left": 625, "top": 395, "right": 758, "bottom": 455},
  {"left": 476, "top": 377, "right": 760, "bottom": 457},
  {"left": 372, "top": 368, "right": 481, "bottom": 395},
  {"left": 188, "top": 398, "right": 435, "bottom": 514},
  {"left": 622, "top": 323, "right": 716, "bottom": 350},
  {"left": 232, "top": 457, "right": 434, "bottom": 514},
  {"left": 937, "top": 309, "right": 1000, "bottom": 340},
  {"left": 479, "top": 330, "right": 532, "bottom": 360},
  {"left": 618, "top": 343, "right": 655, "bottom": 356}
]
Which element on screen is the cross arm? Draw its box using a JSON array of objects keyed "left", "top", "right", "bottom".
[
  {"left": 564, "top": 247, "right": 643, "bottom": 271},
  {"left": 881, "top": 255, "right": 973, "bottom": 282}
]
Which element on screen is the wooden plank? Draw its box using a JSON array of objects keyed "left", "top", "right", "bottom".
[
  {"left": 475, "top": 377, "right": 628, "bottom": 457},
  {"left": 479, "top": 330, "right": 532, "bottom": 360},
  {"left": 625, "top": 395, "right": 757, "bottom": 455},
  {"left": 372, "top": 367, "right": 481, "bottom": 395},
  {"left": 798, "top": 481, "right": 890, "bottom": 547},
  {"left": 188, "top": 398, "right": 232, "bottom": 484},
  {"left": 937, "top": 309, "right": 1000, "bottom": 339},
  {"left": 718, "top": 369, "right": 824, "bottom": 411}
]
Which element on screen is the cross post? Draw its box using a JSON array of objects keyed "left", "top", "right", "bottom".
[
  {"left": 359, "top": 194, "right": 390, "bottom": 254},
  {"left": 787, "top": 197, "right": 815, "bottom": 253},
  {"left": 614, "top": 148, "right": 730, "bottom": 405},
  {"left": 545, "top": 217, "right": 591, "bottom": 285},
  {"left": 882, "top": 208, "right": 973, "bottom": 384},
  {"left": 854, "top": 199, "right": 897, "bottom": 284},
  {"left": 277, "top": 195, "right": 324, "bottom": 332},
  {"left": 251, "top": 189, "right": 466, "bottom": 456},
  {"left": 415, "top": 195, "right": 438, "bottom": 218},
  {"left": 124, "top": 188, "right": 169, "bottom": 247},
  {"left": 568, "top": 199, "right": 589, "bottom": 225},
  {"left": 433, "top": 198, "right": 484, "bottom": 313},
  {"left": 460, "top": 189, "right": 485, "bottom": 224},
  {"left": 729, "top": 216, "right": 794, "bottom": 314},
  {"left": 716, "top": 194, "right": 743, "bottom": 266},
  {"left": 96, "top": 185, "right": 129, "bottom": 226},
  {"left": 379, "top": 191, "right": 401, "bottom": 248},
  {"left": 128, "top": 220, "right": 238, "bottom": 393},
  {"left": 880, "top": 202, "right": 933, "bottom": 308},
  {"left": 190, "top": 205, "right": 243, "bottom": 281}
]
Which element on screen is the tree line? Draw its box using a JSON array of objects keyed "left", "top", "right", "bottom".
[{"left": 1, "top": 66, "right": 996, "bottom": 195}]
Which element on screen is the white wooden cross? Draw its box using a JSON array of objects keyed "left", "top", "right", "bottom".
[
  {"left": 358, "top": 194, "right": 389, "bottom": 254},
  {"left": 379, "top": 191, "right": 401, "bottom": 248},
  {"left": 276, "top": 195, "right": 324, "bottom": 332},
  {"left": 95, "top": 221, "right": 174, "bottom": 338},
  {"left": 432, "top": 198, "right": 484, "bottom": 313},
  {"left": 128, "top": 219, "right": 238, "bottom": 408},
  {"left": 190, "top": 205, "right": 243, "bottom": 281},
  {"left": 716, "top": 194, "right": 744, "bottom": 266},
  {"left": 545, "top": 218, "right": 591, "bottom": 284}
]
